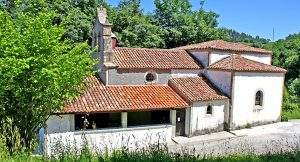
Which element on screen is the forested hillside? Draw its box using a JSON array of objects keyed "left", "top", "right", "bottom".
[
  {"left": 223, "top": 28, "right": 270, "bottom": 48},
  {"left": 264, "top": 34, "right": 300, "bottom": 118},
  {"left": 0, "top": 0, "right": 299, "bottom": 155}
]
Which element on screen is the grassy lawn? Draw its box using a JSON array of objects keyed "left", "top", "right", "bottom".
[
  {"left": 2, "top": 151, "right": 300, "bottom": 162},
  {"left": 283, "top": 108, "right": 300, "bottom": 120}
]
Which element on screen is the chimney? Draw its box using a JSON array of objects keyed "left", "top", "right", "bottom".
[
  {"left": 97, "top": 7, "right": 115, "bottom": 64},
  {"left": 94, "top": 7, "right": 117, "bottom": 85}
]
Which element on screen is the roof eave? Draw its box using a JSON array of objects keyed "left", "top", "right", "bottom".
[
  {"left": 208, "top": 68, "right": 287, "bottom": 73},
  {"left": 55, "top": 105, "right": 189, "bottom": 115}
]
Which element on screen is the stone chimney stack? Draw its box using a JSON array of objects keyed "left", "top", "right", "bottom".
[
  {"left": 92, "top": 7, "right": 117, "bottom": 84},
  {"left": 97, "top": 7, "right": 114, "bottom": 64}
]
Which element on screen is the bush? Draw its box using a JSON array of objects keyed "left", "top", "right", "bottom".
[
  {"left": 0, "top": 135, "right": 8, "bottom": 159},
  {"left": 282, "top": 88, "right": 300, "bottom": 120}
]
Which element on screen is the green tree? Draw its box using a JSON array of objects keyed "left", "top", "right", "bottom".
[
  {"left": 108, "top": 0, "right": 165, "bottom": 48},
  {"left": 153, "top": 0, "right": 227, "bottom": 48},
  {"left": 264, "top": 33, "right": 300, "bottom": 114},
  {"left": 0, "top": 10, "right": 93, "bottom": 151},
  {"left": 1, "top": 0, "right": 100, "bottom": 43},
  {"left": 49, "top": 0, "right": 99, "bottom": 43}
]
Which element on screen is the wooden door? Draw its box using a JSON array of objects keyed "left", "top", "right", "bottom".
[{"left": 176, "top": 109, "right": 185, "bottom": 136}]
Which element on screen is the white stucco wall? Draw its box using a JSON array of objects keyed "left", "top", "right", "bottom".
[
  {"left": 107, "top": 69, "right": 171, "bottom": 85},
  {"left": 241, "top": 53, "right": 272, "bottom": 65},
  {"left": 46, "top": 115, "right": 75, "bottom": 134},
  {"left": 107, "top": 69, "right": 202, "bottom": 85},
  {"left": 45, "top": 125, "right": 173, "bottom": 156},
  {"left": 190, "top": 51, "right": 209, "bottom": 67},
  {"left": 171, "top": 69, "right": 201, "bottom": 78},
  {"left": 189, "top": 100, "right": 228, "bottom": 135},
  {"left": 206, "top": 70, "right": 232, "bottom": 96},
  {"left": 210, "top": 52, "right": 230, "bottom": 65},
  {"left": 231, "top": 72, "right": 284, "bottom": 128}
]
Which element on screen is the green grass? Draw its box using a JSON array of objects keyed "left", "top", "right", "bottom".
[
  {"left": 2, "top": 150, "right": 300, "bottom": 162},
  {"left": 283, "top": 108, "right": 300, "bottom": 120}
]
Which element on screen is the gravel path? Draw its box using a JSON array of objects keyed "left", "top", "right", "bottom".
[{"left": 168, "top": 121, "right": 300, "bottom": 156}]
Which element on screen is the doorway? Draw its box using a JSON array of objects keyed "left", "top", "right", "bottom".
[{"left": 176, "top": 109, "right": 186, "bottom": 136}]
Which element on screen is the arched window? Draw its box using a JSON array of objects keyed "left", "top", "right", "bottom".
[
  {"left": 206, "top": 105, "right": 213, "bottom": 115},
  {"left": 145, "top": 72, "right": 157, "bottom": 83},
  {"left": 255, "top": 91, "right": 263, "bottom": 106}
]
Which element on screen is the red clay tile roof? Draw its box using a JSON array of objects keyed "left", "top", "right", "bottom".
[
  {"left": 175, "top": 40, "right": 272, "bottom": 55},
  {"left": 208, "top": 55, "right": 286, "bottom": 73},
  {"left": 169, "top": 77, "right": 228, "bottom": 103},
  {"left": 62, "top": 76, "right": 189, "bottom": 113},
  {"left": 113, "top": 47, "right": 202, "bottom": 70}
]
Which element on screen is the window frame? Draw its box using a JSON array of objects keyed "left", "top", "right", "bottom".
[
  {"left": 254, "top": 90, "right": 264, "bottom": 111},
  {"left": 144, "top": 71, "right": 157, "bottom": 84},
  {"left": 206, "top": 105, "right": 213, "bottom": 116}
]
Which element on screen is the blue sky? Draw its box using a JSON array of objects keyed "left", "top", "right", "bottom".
[{"left": 107, "top": 0, "right": 300, "bottom": 41}]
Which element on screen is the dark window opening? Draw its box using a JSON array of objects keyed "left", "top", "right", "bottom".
[
  {"left": 128, "top": 110, "right": 170, "bottom": 126},
  {"left": 206, "top": 105, "right": 213, "bottom": 115},
  {"left": 145, "top": 73, "right": 156, "bottom": 82},
  {"left": 255, "top": 91, "right": 263, "bottom": 106},
  {"left": 75, "top": 113, "right": 121, "bottom": 130}
]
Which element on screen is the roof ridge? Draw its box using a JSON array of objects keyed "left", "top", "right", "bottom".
[
  {"left": 174, "top": 39, "right": 272, "bottom": 54},
  {"left": 115, "top": 47, "right": 183, "bottom": 51}
]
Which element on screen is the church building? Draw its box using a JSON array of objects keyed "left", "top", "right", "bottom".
[{"left": 42, "top": 7, "right": 286, "bottom": 155}]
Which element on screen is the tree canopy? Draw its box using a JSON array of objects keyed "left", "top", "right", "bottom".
[
  {"left": 0, "top": 9, "right": 93, "bottom": 152},
  {"left": 265, "top": 33, "right": 300, "bottom": 105}
]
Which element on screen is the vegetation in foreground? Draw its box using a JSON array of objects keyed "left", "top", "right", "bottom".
[{"left": 1, "top": 149, "right": 300, "bottom": 162}]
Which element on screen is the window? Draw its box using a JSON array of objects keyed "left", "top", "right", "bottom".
[
  {"left": 206, "top": 105, "right": 213, "bottom": 115},
  {"left": 75, "top": 113, "right": 121, "bottom": 130},
  {"left": 255, "top": 91, "right": 263, "bottom": 106},
  {"left": 127, "top": 110, "right": 170, "bottom": 126},
  {"left": 145, "top": 72, "right": 156, "bottom": 83}
]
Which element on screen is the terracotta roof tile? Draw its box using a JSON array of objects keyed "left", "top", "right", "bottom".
[
  {"left": 208, "top": 55, "right": 287, "bottom": 73},
  {"left": 62, "top": 76, "right": 189, "bottom": 113},
  {"left": 113, "top": 47, "right": 202, "bottom": 70},
  {"left": 169, "top": 77, "right": 228, "bottom": 103},
  {"left": 174, "top": 40, "right": 272, "bottom": 55}
]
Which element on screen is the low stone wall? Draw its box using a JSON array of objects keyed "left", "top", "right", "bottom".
[{"left": 44, "top": 125, "right": 172, "bottom": 156}]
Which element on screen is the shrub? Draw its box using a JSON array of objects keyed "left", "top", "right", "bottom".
[{"left": 0, "top": 135, "right": 8, "bottom": 159}]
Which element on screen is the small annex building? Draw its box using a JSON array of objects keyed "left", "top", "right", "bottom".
[{"left": 42, "top": 7, "right": 286, "bottom": 155}]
